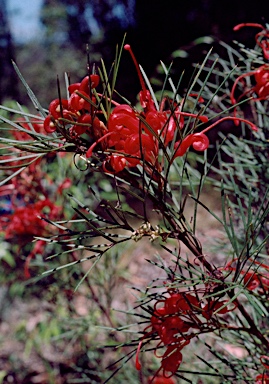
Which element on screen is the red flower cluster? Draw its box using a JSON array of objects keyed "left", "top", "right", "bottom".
[
  {"left": 234, "top": 23, "right": 269, "bottom": 60},
  {"left": 136, "top": 290, "right": 236, "bottom": 378},
  {"left": 0, "top": 169, "right": 64, "bottom": 277},
  {"left": 136, "top": 292, "right": 194, "bottom": 377},
  {"left": 85, "top": 45, "right": 211, "bottom": 173},
  {"left": 86, "top": 45, "right": 257, "bottom": 173},
  {"left": 0, "top": 179, "right": 61, "bottom": 278},
  {"left": 3, "top": 199, "right": 59, "bottom": 239},
  {"left": 14, "top": 116, "right": 46, "bottom": 141},
  {"left": 231, "top": 64, "right": 269, "bottom": 122},
  {"left": 42, "top": 44, "right": 257, "bottom": 174},
  {"left": 1, "top": 198, "right": 60, "bottom": 278},
  {"left": 231, "top": 23, "right": 269, "bottom": 122},
  {"left": 43, "top": 74, "right": 105, "bottom": 138},
  {"left": 0, "top": 118, "right": 71, "bottom": 277},
  {"left": 98, "top": 95, "right": 209, "bottom": 173},
  {"left": 225, "top": 258, "right": 269, "bottom": 293}
]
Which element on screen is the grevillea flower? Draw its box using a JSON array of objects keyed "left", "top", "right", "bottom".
[
  {"left": 231, "top": 23, "right": 269, "bottom": 122},
  {"left": 173, "top": 114, "right": 257, "bottom": 156},
  {"left": 43, "top": 74, "right": 103, "bottom": 137},
  {"left": 3, "top": 199, "right": 60, "bottom": 239},
  {"left": 84, "top": 44, "right": 257, "bottom": 173},
  {"left": 43, "top": 45, "right": 257, "bottom": 173},
  {"left": 225, "top": 258, "right": 269, "bottom": 293},
  {"left": 148, "top": 375, "right": 176, "bottom": 384},
  {"left": 135, "top": 291, "right": 196, "bottom": 376},
  {"left": 136, "top": 291, "right": 201, "bottom": 375},
  {"left": 0, "top": 141, "right": 67, "bottom": 277},
  {"left": 98, "top": 44, "right": 210, "bottom": 173},
  {"left": 14, "top": 117, "right": 46, "bottom": 141},
  {"left": 136, "top": 288, "right": 237, "bottom": 377},
  {"left": 173, "top": 132, "right": 209, "bottom": 157},
  {"left": 0, "top": 198, "right": 60, "bottom": 278},
  {"left": 230, "top": 64, "right": 269, "bottom": 123},
  {"left": 202, "top": 299, "right": 236, "bottom": 320},
  {"left": 234, "top": 23, "right": 269, "bottom": 60},
  {"left": 160, "top": 345, "right": 184, "bottom": 376},
  {"left": 159, "top": 292, "right": 200, "bottom": 315}
]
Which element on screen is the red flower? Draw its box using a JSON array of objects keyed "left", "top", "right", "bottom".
[
  {"left": 173, "top": 132, "right": 209, "bottom": 157},
  {"left": 202, "top": 299, "right": 236, "bottom": 320},
  {"left": 4, "top": 199, "right": 59, "bottom": 239},
  {"left": 68, "top": 74, "right": 100, "bottom": 94},
  {"left": 256, "top": 373, "right": 269, "bottom": 384},
  {"left": 225, "top": 258, "right": 269, "bottom": 293},
  {"left": 85, "top": 44, "right": 212, "bottom": 173},
  {"left": 160, "top": 345, "right": 185, "bottom": 376},
  {"left": 136, "top": 291, "right": 197, "bottom": 376},
  {"left": 135, "top": 286, "right": 240, "bottom": 377},
  {"left": 231, "top": 23, "right": 269, "bottom": 121},
  {"left": 43, "top": 45, "right": 257, "bottom": 172},
  {"left": 231, "top": 64, "right": 269, "bottom": 122},
  {"left": 234, "top": 23, "right": 269, "bottom": 60},
  {"left": 44, "top": 99, "right": 72, "bottom": 133},
  {"left": 13, "top": 117, "right": 46, "bottom": 141},
  {"left": 104, "top": 45, "right": 257, "bottom": 171},
  {"left": 105, "top": 104, "right": 158, "bottom": 170},
  {"left": 43, "top": 74, "right": 101, "bottom": 135},
  {"left": 148, "top": 375, "right": 176, "bottom": 384},
  {"left": 242, "top": 271, "right": 260, "bottom": 290},
  {"left": 161, "top": 292, "right": 200, "bottom": 315},
  {"left": 158, "top": 316, "right": 190, "bottom": 344}
]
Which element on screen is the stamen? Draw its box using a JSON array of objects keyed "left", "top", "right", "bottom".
[
  {"left": 233, "top": 23, "right": 264, "bottom": 31},
  {"left": 201, "top": 116, "right": 258, "bottom": 134},
  {"left": 135, "top": 339, "right": 143, "bottom": 370},
  {"left": 124, "top": 44, "right": 147, "bottom": 93},
  {"left": 86, "top": 132, "right": 112, "bottom": 158},
  {"left": 178, "top": 111, "right": 208, "bottom": 123}
]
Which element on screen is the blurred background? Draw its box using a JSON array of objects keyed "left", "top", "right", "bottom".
[{"left": 1, "top": 0, "right": 269, "bottom": 108}]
